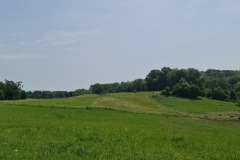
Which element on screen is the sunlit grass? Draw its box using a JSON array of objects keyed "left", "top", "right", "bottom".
[
  {"left": 154, "top": 96, "right": 239, "bottom": 113},
  {"left": 0, "top": 104, "right": 240, "bottom": 159},
  {"left": 2, "top": 94, "right": 99, "bottom": 109},
  {"left": 0, "top": 92, "right": 240, "bottom": 159}
]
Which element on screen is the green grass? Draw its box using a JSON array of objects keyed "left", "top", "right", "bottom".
[
  {"left": 0, "top": 92, "right": 240, "bottom": 159},
  {"left": 3, "top": 94, "right": 99, "bottom": 109},
  {"left": 154, "top": 96, "right": 239, "bottom": 113},
  {"left": 92, "top": 92, "right": 170, "bottom": 114}
]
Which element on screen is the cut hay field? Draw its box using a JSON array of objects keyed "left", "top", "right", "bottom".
[{"left": 0, "top": 92, "right": 240, "bottom": 159}]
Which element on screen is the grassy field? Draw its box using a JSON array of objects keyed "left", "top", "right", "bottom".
[{"left": 0, "top": 92, "right": 240, "bottom": 159}]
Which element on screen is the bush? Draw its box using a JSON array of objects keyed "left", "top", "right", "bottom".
[
  {"left": 90, "top": 83, "right": 105, "bottom": 95},
  {"left": 161, "top": 87, "right": 171, "bottom": 97},
  {"left": 172, "top": 80, "right": 201, "bottom": 99},
  {"left": 210, "top": 88, "right": 229, "bottom": 101}
]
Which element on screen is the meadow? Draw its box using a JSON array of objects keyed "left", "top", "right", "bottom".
[{"left": 0, "top": 92, "right": 240, "bottom": 159}]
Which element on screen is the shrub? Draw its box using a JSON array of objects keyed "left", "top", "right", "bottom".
[
  {"left": 210, "top": 88, "right": 229, "bottom": 101},
  {"left": 161, "top": 87, "right": 171, "bottom": 97},
  {"left": 172, "top": 80, "right": 201, "bottom": 99}
]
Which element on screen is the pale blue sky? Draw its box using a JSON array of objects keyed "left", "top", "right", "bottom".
[{"left": 0, "top": 0, "right": 240, "bottom": 91}]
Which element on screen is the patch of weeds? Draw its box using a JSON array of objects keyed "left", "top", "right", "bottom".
[
  {"left": 76, "top": 132, "right": 101, "bottom": 143},
  {"left": 85, "top": 106, "right": 93, "bottom": 110},
  {"left": 53, "top": 113, "right": 65, "bottom": 119},
  {"left": 170, "top": 137, "right": 185, "bottom": 143},
  {"left": 75, "top": 147, "right": 89, "bottom": 157},
  {"left": 57, "top": 143, "right": 74, "bottom": 153}
]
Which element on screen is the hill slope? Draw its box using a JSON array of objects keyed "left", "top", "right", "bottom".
[
  {"left": 3, "top": 92, "right": 240, "bottom": 120},
  {"left": 0, "top": 92, "right": 240, "bottom": 159}
]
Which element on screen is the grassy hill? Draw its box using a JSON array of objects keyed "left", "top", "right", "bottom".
[{"left": 0, "top": 92, "right": 240, "bottom": 159}]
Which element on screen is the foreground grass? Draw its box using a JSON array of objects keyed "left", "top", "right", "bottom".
[
  {"left": 0, "top": 104, "right": 240, "bottom": 159},
  {"left": 1, "top": 92, "right": 240, "bottom": 159}
]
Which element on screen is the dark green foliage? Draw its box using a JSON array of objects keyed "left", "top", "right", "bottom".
[
  {"left": 234, "top": 82, "right": 240, "bottom": 102},
  {"left": 0, "top": 80, "right": 26, "bottom": 100},
  {"left": 146, "top": 70, "right": 163, "bottom": 91},
  {"left": 205, "top": 69, "right": 239, "bottom": 77},
  {"left": 172, "top": 79, "right": 201, "bottom": 99},
  {"left": 90, "top": 83, "right": 105, "bottom": 95},
  {"left": 229, "top": 75, "right": 240, "bottom": 87},
  {"left": 27, "top": 89, "right": 90, "bottom": 99},
  {"left": 4, "top": 80, "right": 22, "bottom": 100},
  {"left": 89, "top": 79, "right": 147, "bottom": 94},
  {"left": 85, "top": 67, "right": 240, "bottom": 102},
  {"left": 0, "top": 90, "right": 4, "bottom": 100},
  {"left": 132, "top": 79, "right": 146, "bottom": 92},
  {"left": 209, "top": 88, "right": 229, "bottom": 101},
  {"left": 20, "top": 90, "right": 27, "bottom": 99},
  {"left": 161, "top": 87, "right": 171, "bottom": 97},
  {"left": 167, "top": 69, "right": 187, "bottom": 89},
  {"left": 230, "top": 90, "right": 237, "bottom": 101},
  {"left": 186, "top": 68, "right": 201, "bottom": 84},
  {"left": 74, "top": 89, "right": 91, "bottom": 96},
  {"left": 86, "top": 67, "right": 240, "bottom": 102},
  {"left": 143, "top": 67, "right": 240, "bottom": 102}
]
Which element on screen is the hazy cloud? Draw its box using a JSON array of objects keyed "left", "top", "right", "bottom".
[
  {"left": 0, "top": 54, "right": 49, "bottom": 60},
  {"left": 33, "top": 30, "right": 100, "bottom": 46},
  {"left": 0, "top": 30, "right": 100, "bottom": 48}
]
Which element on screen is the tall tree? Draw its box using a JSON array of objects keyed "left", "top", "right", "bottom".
[
  {"left": 4, "top": 80, "right": 23, "bottom": 100},
  {"left": 145, "top": 70, "right": 162, "bottom": 91},
  {"left": 132, "top": 79, "right": 146, "bottom": 92},
  {"left": 90, "top": 83, "right": 105, "bottom": 95}
]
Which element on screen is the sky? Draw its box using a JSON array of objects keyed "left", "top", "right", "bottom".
[{"left": 0, "top": 0, "right": 240, "bottom": 91}]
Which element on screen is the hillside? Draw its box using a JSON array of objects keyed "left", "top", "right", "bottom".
[
  {"left": 0, "top": 92, "right": 240, "bottom": 159},
  {"left": 4, "top": 92, "right": 240, "bottom": 121}
]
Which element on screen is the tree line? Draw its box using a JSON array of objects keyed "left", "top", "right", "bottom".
[
  {"left": 26, "top": 89, "right": 90, "bottom": 99},
  {"left": 0, "top": 80, "right": 90, "bottom": 100},
  {"left": 90, "top": 67, "right": 240, "bottom": 103},
  {"left": 90, "top": 79, "right": 146, "bottom": 95},
  {"left": 1, "top": 67, "right": 240, "bottom": 104},
  {"left": 0, "top": 80, "right": 26, "bottom": 100}
]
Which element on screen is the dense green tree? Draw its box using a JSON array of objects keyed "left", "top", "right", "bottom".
[
  {"left": 172, "top": 79, "right": 201, "bottom": 99},
  {"left": 167, "top": 69, "right": 186, "bottom": 89},
  {"left": 0, "top": 90, "right": 4, "bottom": 100},
  {"left": 229, "top": 75, "right": 240, "bottom": 87},
  {"left": 205, "top": 77, "right": 218, "bottom": 90},
  {"left": 20, "top": 90, "right": 27, "bottom": 99},
  {"left": 74, "top": 89, "right": 91, "bottom": 96},
  {"left": 217, "top": 77, "right": 230, "bottom": 91},
  {"left": 4, "top": 80, "right": 23, "bottom": 100},
  {"left": 146, "top": 70, "right": 162, "bottom": 91},
  {"left": 0, "top": 81, "right": 5, "bottom": 90},
  {"left": 158, "top": 67, "right": 171, "bottom": 90},
  {"left": 0, "top": 82, "right": 5, "bottom": 100},
  {"left": 234, "top": 82, "right": 240, "bottom": 100},
  {"left": 186, "top": 68, "right": 201, "bottom": 84},
  {"left": 132, "top": 79, "right": 146, "bottom": 92},
  {"left": 230, "top": 89, "right": 237, "bottom": 101},
  {"left": 26, "top": 90, "right": 87, "bottom": 99},
  {"left": 85, "top": 67, "right": 240, "bottom": 102},
  {"left": 210, "top": 87, "right": 229, "bottom": 101},
  {"left": 90, "top": 83, "right": 105, "bottom": 95}
]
